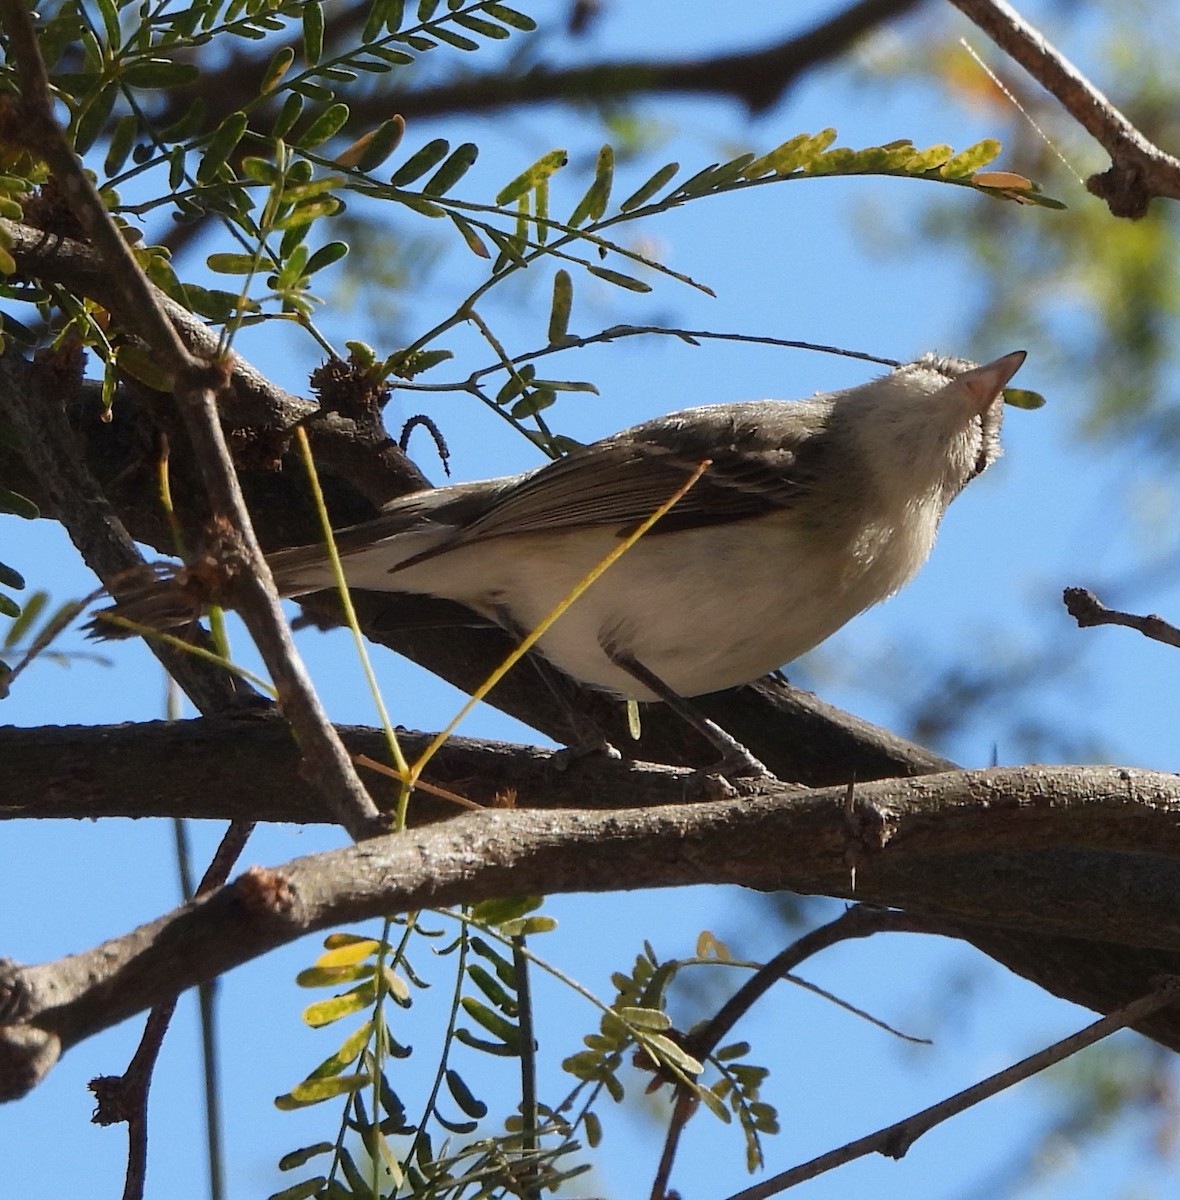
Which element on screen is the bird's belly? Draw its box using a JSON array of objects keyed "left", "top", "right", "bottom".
[{"left": 393, "top": 517, "right": 892, "bottom": 699}]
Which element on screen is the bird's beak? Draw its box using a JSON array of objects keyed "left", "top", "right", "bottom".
[{"left": 957, "top": 350, "right": 1027, "bottom": 413}]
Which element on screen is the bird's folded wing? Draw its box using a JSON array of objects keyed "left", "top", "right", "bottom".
[{"left": 400, "top": 402, "right": 829, "bottom": 562}]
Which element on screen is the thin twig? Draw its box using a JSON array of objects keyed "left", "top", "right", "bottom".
[
  {"left": 1063, "top": 586, "right": 1180, "bottom": 650},
  {"left": 651, "top": 906, "right": 940, "bottom": 1200},
  {"left": 393, "top": 326, "right": 901, "bottom": 395},
  {"left": 724, "top": 977, "right": 1180, "bottom": 1200},
  {"left": 91, "top": 821, "right": 254, "bottom": 1200},
  {"left": 949, "top": 0, "right": 1180, "bottom": 216}
]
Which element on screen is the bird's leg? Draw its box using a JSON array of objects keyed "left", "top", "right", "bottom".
[
  {"left": 602, "top": 644, "right": 775, "bottom": 782},
  {"left": 491, "top": 605, "right": 620, "bottom": 764}
]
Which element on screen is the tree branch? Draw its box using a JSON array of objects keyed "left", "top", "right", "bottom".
[
  {"left": 1063, "top": 585, "right": 1180, "bottom": 651},
  {"left": 5, "top": 762, "right": 1180, "bottom": 1099},
  {"left": 949, "top": 0, "right": 1180, "bottom": 217},
  {"left": 725, "top": 978, "right": 1180, "bottom": 1198}
]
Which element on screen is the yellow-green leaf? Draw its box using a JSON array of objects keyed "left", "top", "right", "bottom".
[
  {"left": 274, "top": 1072, "right": 371, "bottom": 1109},
  {"left": 495, "top": 149, "right": 568, "bottom": 205},
  {"left": 940, "top": 137, "right": 1002, "bottom": 178}
]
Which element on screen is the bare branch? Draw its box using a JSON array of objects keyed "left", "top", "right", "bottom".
[
  {"left": 1063, "top": 585, "right": 1180, "bottom": 650},
  {"left": 5, "top": 763, "right": 1180, "bottom": 1099},
  {"left": 949, "top": 0, "right": 1180, "bottom": 217},
  {"left": 89, "top": 822, "right": 253, "bottom": 1200},
  {"left": 724, "top": 978, "right": 1180, "bottom": 1198}
]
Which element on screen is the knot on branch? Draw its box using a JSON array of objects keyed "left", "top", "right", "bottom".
[
  {"left": 311, "top": 353, "right": 390, "bottom": 429},
  {"left": 1087, "top": 163, "right": 1151, "bottom": 219},
  {"left": 235, "top": 865, "right": 298, "bottom": 918}
]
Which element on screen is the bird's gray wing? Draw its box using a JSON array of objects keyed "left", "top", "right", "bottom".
[{"left": 389, "top": 400, "right": 833, "bottom": 572}]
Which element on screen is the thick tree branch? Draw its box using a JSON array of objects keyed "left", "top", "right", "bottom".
[
  {"left": 5, "top": 762, "right": 1180, "bottom": 1099},
  {"left": 949, "top": 0, "right": 1180, "bottom": 217}
]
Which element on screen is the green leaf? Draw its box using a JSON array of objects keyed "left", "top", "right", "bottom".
[
  {"left": 389, "top": 138, "right": 451, "bottom": 186},
  {"left": 104, "top": 114, "right": 138, "bottom": 176},
  {"left": 0, "top": 561, "right": 24, "bottom": 589},
  {"left": 302, "top": 1, "right": 324, "bottom": 65},
  {"left": 454, "top": 1028, "right": 520, "bottom": 1057},
  {"left": 0, "top": 487, "right": 37, "bottom": 519},
  {"left": 904, "top": 143, "right": 954, "bottom": 173},
  {"left": 484, "top": 4, "right": 537, "bottom": 30},
  {"left": 266, "top": 1177, "right": 328, "bottom": 1200},
  {"left": 643, "top": 1032, "right": 703, "bottom": 1076},
  {"left": 619, "top": 161, "right": 679, "bottom": 211},
  {"left": 618, "top": 1006, "right": 671, "bottom": 1030},
  {"left": 206, "top": 252, "right": 259, "bottom": 274},
  {"left": 0, "top": 594, "right": 19, "bottom": 620},
  {"left": 396, "top": 192, "right": 446, "bottom": 218},
  {"left": 587, "top": 265, "right": 651, "bottom": 293},
  {"left": 715, "top": 1040, "right": 751, "bottom": 1061},
  {"left": 471, "top": 895, "right": 543, "bottom": 925},
  {"left": 423, "top": 142, "right": 479, "bottom": 196},
  {"left": 305, "top": 241, "right": 349, "bottom": 274},
  {"left": 1003, "top": 387, "right": 1046, "bottom": 410},
  {"left": 241, "top": 156, "right": 282, "bottom": 184},
  {"left": 568, "top": 144, "right": 614, "bottom": 227},
  {"left": 271, "top": 93, "right": 304, "bottom": 139},
  {"left": 460, "top": 997, "right": 521, "bottom": 1050},
  {"left": 498, "top": 914, "right": 558, "bottom": 936},
  {"left": 453, "top": 13, "right": 509, "bottom": 39},
  {"left": 197, "top": 112, "right": 249, "bottom": 182},
  {"left": 277, "top": 1143, "right": 334, "bottom": 1171},
  {"left": 121, "top": 58, "right": 200, "bottom": 88},
  {"left": 183, "top": 285, "right": 250, "bottom": 321},
  {"left": 4, "top": 589, "right": 47, "bottom": 648},
  {"left": 349, "top": 114, "right": 406, "bottom": 171},
  {"left": 744, "top": 129, "right": 838, "bottom": 178},
  {"left": 261, "top": 46, "right": 295, "bottom": 94},
  {"left": 467, "top": 963, "right": 516, "bottom": 1013},
  {"left": 73, "top": 83, "right": 118, "bottom": 154},
  {"left": 295, "top": 963, "right": 373, "bottom": 987},
  {"left": 495, "top": 149, "right": 568, "bottom": 205},
  {"left": 298, "top": 103, "right": 349, "bottom": 149},
  {"left": 432, "top": 26, "right": 478, "bottom": 51},
  {"left": 445, "top": 1069, "right": 488, "bottom": 1118},
  {"left": 548, "top": 269, "right": 572, "bottom": 343}
]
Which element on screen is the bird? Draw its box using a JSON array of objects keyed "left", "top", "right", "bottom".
[{"left": 94, "top": 350, "right": 1026, "bottom": 773}]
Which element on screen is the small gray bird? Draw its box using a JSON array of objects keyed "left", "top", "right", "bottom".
[{"left": 98, "top": 350, "right": 1025, "bottom": 767}]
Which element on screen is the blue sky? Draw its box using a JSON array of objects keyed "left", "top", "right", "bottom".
[{"left": 3, "top": 3, "right": 1177, "bottom": 1198}]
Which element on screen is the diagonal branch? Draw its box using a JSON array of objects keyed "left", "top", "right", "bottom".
[
  {"left": 725, "top": 977, "right": 1180, "bottom": 1198},
  {"left": 949, "top": 0, "right": 1180, "bottom": 217}
]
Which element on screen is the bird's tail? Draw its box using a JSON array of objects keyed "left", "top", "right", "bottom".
[{"left": 85, "top": 560, "right": 222, "bottom": 640}]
